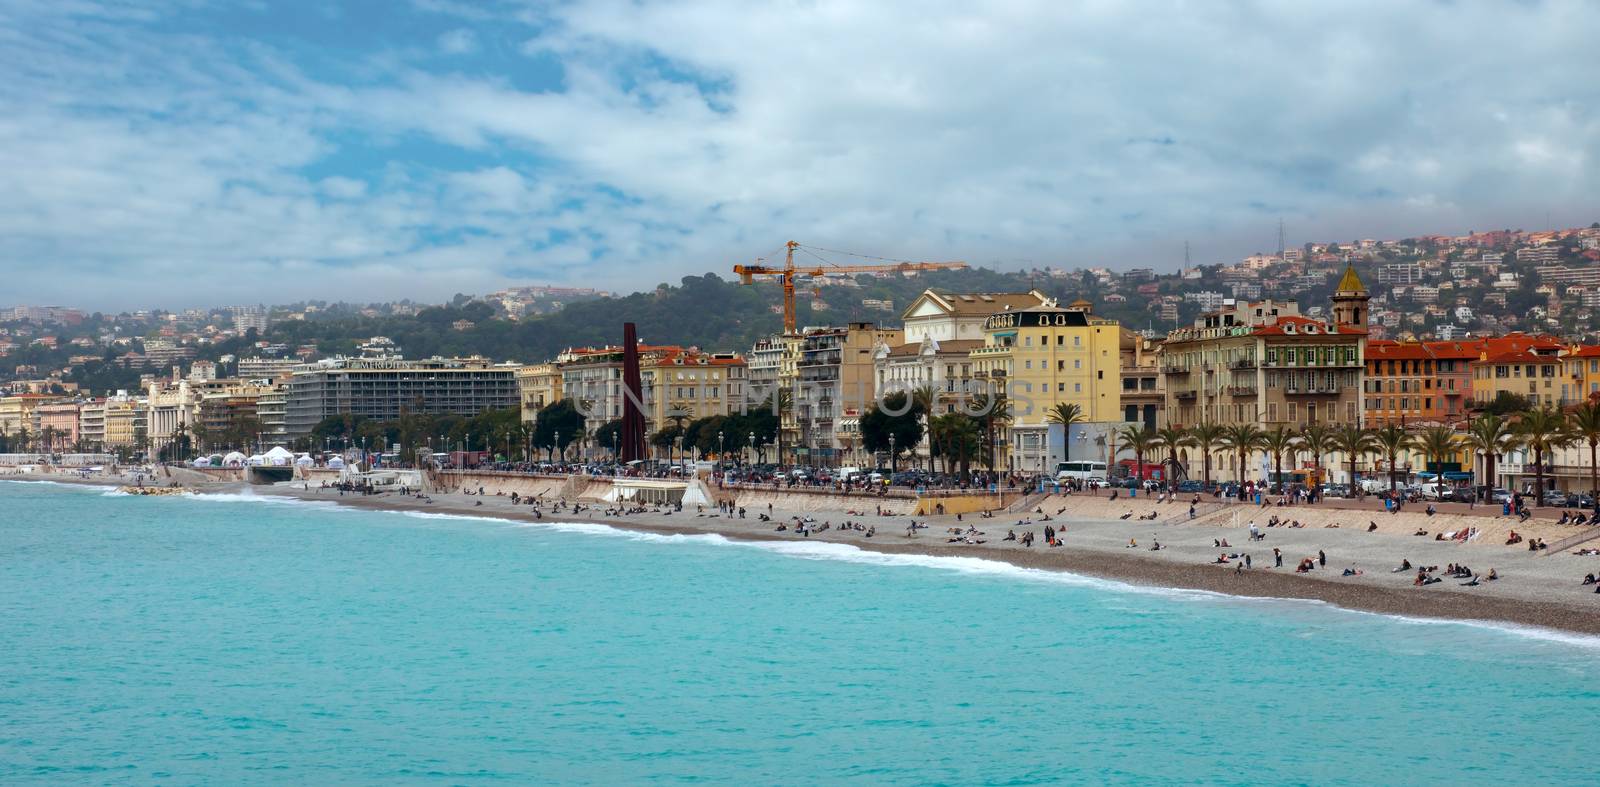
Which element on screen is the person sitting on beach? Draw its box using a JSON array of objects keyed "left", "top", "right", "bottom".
[
  {"left": 1393, "top": 559, "right": 1412, "bottom": 573},
  {"left": 1296, "top": 558, "right": 1313, "bottom": 573},
  {"left": 1486, "top": 568, "right": 1498, "bottom": 580},
  {"left": 1505, "top": 530, "right": 1522, "bottom": 545},
  {"left": 1342, "top": 568, "right": 1363, "bottom": 576},
  {"left": 1149, "top": 540, "right": 1163, "bottom": 551},
  {"left": 1119, "top": 511, "right": 1133, "bottom": 520},
  {"left": 1004, "top": 529, "right": 1017, "bottom": 541},
  {"left": 1126, "top": 538, "right": 1138, "bottom": 549},
  {"left": 1214, "top": 553, "right": 1230, "bottom": 564},
  {"left": 1021, "top": 531, "right": 1034, "bottom": 547}
]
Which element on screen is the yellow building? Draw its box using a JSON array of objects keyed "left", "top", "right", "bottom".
[
  {"left": 0, "top": 394, "right": 56, "bottom": 443},
  {"left": 1563, "top": 345, "right": 1600, "bottom": 405},
  {"left": 970, "top": 301, "right": 1122, "bottom": 471},
  {"left": 1469, "top": 341, "right": 1564, "bottom": 408},
  {"left": 640, "top": 349, "right": 747, "bottom": 437},
  {"left": 515, "top": 363, "right": 561, "bottom": 424}
]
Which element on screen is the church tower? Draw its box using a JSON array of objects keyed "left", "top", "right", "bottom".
[{"left": 1330, "top": 265, "right": 1369, "bottom": 329}]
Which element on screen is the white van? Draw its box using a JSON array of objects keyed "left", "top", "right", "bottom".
[{"left": 836, "top": 466, "right": 863, "bottom": 482}]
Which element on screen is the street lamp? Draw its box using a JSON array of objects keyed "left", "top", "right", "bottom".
[
  {"left": 554, "top": 430, "right": 561, "bottom": 464},
  {"left": 719, "top": 431, "right": 725, "bottom": 470},
  {"left": 749, "top": 430, "right": 755, "bottom": 466},
  {"left": 889, "top": 434, "right": 896, "bottom": 473}
]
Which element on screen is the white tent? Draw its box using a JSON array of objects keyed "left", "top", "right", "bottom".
[
  {"left": 327, "top": 456, "right": 346, "bottom": 469},
  {"left": 222, "top": 451, "right": 247, "bottom": 467},
  {"left": 191, "top": 457, "right": 212, "bottom": 467},
  {"left": 294, "top": 454, "right": 314, "bottom": 466},
  {"left": 246, "top": 454, "right": 266, "bottom": 466},
  {"left": 264, "top": 446, "right": 295, "bottom": 466}
]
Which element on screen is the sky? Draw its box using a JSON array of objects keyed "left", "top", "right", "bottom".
[{"left": 1, "top": 0, "right": 1596, "bottom": 311}]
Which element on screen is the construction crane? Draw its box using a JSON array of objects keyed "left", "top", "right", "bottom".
[{"left": 734, "top": 241, "right": 968, "bottom": 335}]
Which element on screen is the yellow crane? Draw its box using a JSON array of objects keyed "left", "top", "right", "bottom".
[{"left": 734, "top": 241, "right": 967, "bottom": 335}]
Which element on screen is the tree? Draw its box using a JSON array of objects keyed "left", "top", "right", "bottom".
[
  {"left": 1330, "top": 425, "right": 1376, "bottom": 491},
  {"left": 1516, "top": 406, "right": 1574, "bottom": 505},
  {"left": 1152, "top": 426, "right": 1195, "bottom": 491},
  {"left": 1372, "top": 425, "right": 1417, "bottom": 493},
  {"left": 593, "top": 419, "right": 623, "bottom": 458},
  {"left": 910, "top": 384, "right": 939, "bottom": 472},
  {"left": 1296, "top": 423, "right": 1335, "bottom": 491},
  {"left": 1218, "top": 423, "right": 1265, "bottom": 489},
  {"left": 1463, "top": 413, "right": 1517, "bottom": 501},
  {"left": 860, "top": 392, "right": 923, "bottom": 471},
  {"left": 1414, "top": 425, "right": 1462, "bottom": 480},
  {"left": 929, "top": 412, "right": 980, "bottom": 478},
  {"left": 1187, "top": 422, "right": 1225, "bottom": 488},
  {"left": 1260, "top": 425, "right": 1298, "bottom": 494},
  {"left": 966, "top": 388, "right": 1011, "bottom": 471},
  {"left": 1115, "top": 424, "right": 1158, "bottom": 486},
  {"left": 1480, "top": 391, "right": 1535, "bottom": 417},
  {"left": 532, "top": 399, "right": 585, "bottom": 461},
  {"left": 1568, "top": 401, "right": 1600, "bottom": 497}
]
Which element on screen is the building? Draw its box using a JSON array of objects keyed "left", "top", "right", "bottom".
[
  {"left": 231, "top": 306, "right": 270, "bottom": 333},
  {"left": 1364, "top": 341, "right": 1463, "bottom": 426},
  {"left": 1468, "top": 335, "right": 1566, "bottom": 408},
  {"left": 969, "top": 300, "right": 1123, "bottom": 471},
  {"left": 1119, "top": 332, "right": 1162, "bottom": 430},
  {"left": 1160, "top": 285, "right": 1367, "bottom": 431},
  {"left": 746, "top": 336, "right": 785, "bottom": 401},
  {"left": 0, "top": 394, "right": 55, "bottom": 442},
  {"left": 237, "top": 356, "right": 300, "bottom": 381},
  {"left": 789, "top": 323, "right": 903, "bottom": 465},
  {"left": 640, "top": 349, "right": 748, "bottom": 439},
  {"left": 284, "top": 357, "right": 519, "bottom": 439},
  {"left": 33, "top": 401, "right": 82, "bottom": 450},
  {"left": 515, "top": 363, "right": 561, "bottom": 424},
  {"left": 899, "top": 289, "right": 1048, "bottom": 344}
]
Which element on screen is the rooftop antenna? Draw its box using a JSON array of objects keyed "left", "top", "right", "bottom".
[
  {"left": 1277, "top": 218, "right": 1286, "bottom": 258},
  {"left": 1183, "top": 240, "right": 1191, "bottom": 268}
]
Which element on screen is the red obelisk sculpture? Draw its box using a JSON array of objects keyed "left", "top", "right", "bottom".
[{"left": 620, "top": 322, "right": 647, "bottom": 463}]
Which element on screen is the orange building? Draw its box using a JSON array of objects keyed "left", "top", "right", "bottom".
[{"left": 1366, "top": 333, "right": 1563, "bottom": 424}]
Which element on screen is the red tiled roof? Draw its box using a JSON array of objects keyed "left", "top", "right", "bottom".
[
  {"left": 1476, "top": 350, "right": 1555, "bottom": 365},
  {"left": 1252, "top": 315, "right": 1365, "bottom": 337},
  {"left": 1423, "top": 340, "right": 1484, "bottom": 359},
  {"left": 1565, "top": 345, "right": 1600, "bottom": 358},
  {"left": 1366, "top": 341, "right": 1433, "bottom": 361}
]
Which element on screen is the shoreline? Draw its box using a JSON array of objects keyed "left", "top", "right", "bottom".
[
  {"left": 8, "top": 474, "right": 1600, "bottom": 638},
  {"left": 307, "top": 489, "right": 1600, "bottom": 637}
]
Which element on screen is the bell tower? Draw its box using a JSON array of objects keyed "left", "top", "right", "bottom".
[{"left": 1331, "top": 265, "right": 1369, "bottom": 329}]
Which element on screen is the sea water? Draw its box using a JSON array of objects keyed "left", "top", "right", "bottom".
[{"left": 1, "top": 481, "right": 1594, "bottom": 784}]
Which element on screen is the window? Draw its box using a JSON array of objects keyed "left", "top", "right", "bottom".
[
  {"left": 1057, "top": 335, "right": 1064, "bottom": 345},
  {"left": 1074, "top": 336, "right": 1082, "bottom": 346},
  {"left": 1074, "top": 359, "right": 1082, "bottom": 369}
]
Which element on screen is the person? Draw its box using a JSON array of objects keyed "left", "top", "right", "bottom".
[
  {"left": 1486, "top": 568, "right": 1499, "bottom": 581},
  {"left": 1317, "top": 549, "right": 1326, "bottom": 567},
  {"left": 1273, "top": 547, "right": 1283, "bottom": 568},
  {"left": 1583, "top": 573, "right": 1597, "bottom": 586}
]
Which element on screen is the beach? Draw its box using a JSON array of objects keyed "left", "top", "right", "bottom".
[{"left": 14, "top": 467, "right": 1594, "bottom": 636}]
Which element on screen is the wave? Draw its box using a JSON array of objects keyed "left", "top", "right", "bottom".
[{"left": 502, "top": 518, "right": 1600, "bottom": 652}]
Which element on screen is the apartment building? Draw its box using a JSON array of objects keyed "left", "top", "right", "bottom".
[{"left": 284, "top": 356, "right": 519, "bottom": 439}]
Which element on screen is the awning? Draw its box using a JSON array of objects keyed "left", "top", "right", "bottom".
[{"left": 1443, "top": 471, "right": 1473, "bottom": 481}]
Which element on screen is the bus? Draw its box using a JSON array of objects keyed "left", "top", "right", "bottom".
[{"left": 1056, "top": 460, "right": 1107, "bottom": 482}]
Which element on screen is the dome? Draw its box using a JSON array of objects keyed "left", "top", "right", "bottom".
[{"left": 222, "top": 451, "right": 247, "bottom": 467}]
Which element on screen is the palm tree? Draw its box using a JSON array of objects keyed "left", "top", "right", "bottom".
[
  {"left": 1261, "top": 425, "right": 1299, "bottom": 494},
  {"left": 968, "top": 389, "right": 1012, "bottom": 472},
  {"left": 1463, "top": 414, "right": 1517, "bottom": 502},
  {"left": 1297, "top": 423, "right": 1335, "bottom": 492},
  {"left": 1371, "top": 424, "right": 1417, "bottom": 493},
  {"left": 1187, "top": 421, "right": 1226, "bottom": 488},
  {"left": 1116, "top": 424, "right": 1158, "bottom": 487},
  {"left": 1329, "top": 425, "right": 1376, "bottom": 493},
  {"left": 1152, "top": 425, "right": 1196, "bottom": 491},
  {"left": 1218, "top": 423, "right": 1265, "bottom": 490},
  {"left": 1413, "top": 425, "right": 1462, "bottom": 485},
  {"left": 930, "top": 412, "right": 980, "bottom": 478},
  {"left": 911, "top": 384, "right": 938, "bottom": 472},
  {"left": 1568, "top": 401, "right": 1600, "bottom": 499},
  {"left": 1516, "top": 406, "right": 1575, "bottom": 506}
]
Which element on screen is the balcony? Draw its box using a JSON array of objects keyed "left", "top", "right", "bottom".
[
  {"left": 1225, "top": 385, "right": 1258, "bottom": 396},
  {"left": 1283, "top": 386, "right": 1342, "bottom": 396},
  {"left": 1174, "top": 390, "right": 1198, "bottom": 400},
  {"left": 1162, "top": 364, "right": 1190, "bottom": 375},
  {"left": 1229, "top": 359, "right": 1258, "bottom": 370}
]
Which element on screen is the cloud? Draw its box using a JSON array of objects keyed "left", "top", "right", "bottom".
[
  {"left": 436, "top": 28, "right": 478, "bottom": 55},
  {"left": 0, "top": 0, "right": 1597, "bottom": 310}
]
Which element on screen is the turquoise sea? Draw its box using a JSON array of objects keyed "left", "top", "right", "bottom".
[{"left": 1, "top": 480, "right": 1595, "bottom": 784}]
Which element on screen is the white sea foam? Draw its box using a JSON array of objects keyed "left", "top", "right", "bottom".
[{"left": 498, "top": 519, "right": 1600, "bottom": 651}]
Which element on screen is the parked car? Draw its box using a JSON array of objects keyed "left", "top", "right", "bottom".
[
  {"left": 1489, "top": 488, "right": 1513, "bottom": 503},
  {"left": 1175, "top": 480, "right": 1204, "bottom": 493}
]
